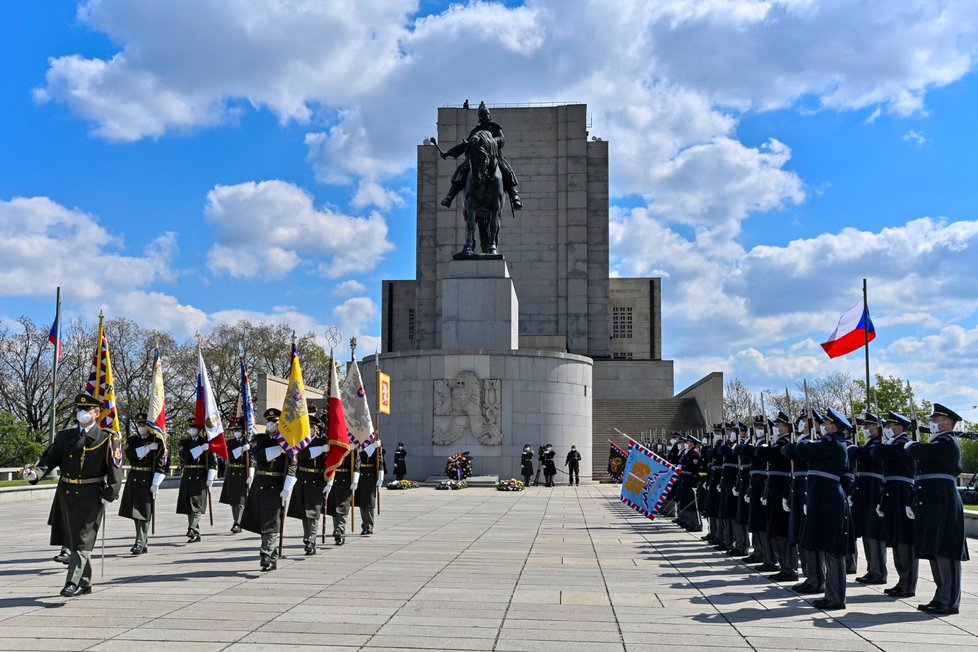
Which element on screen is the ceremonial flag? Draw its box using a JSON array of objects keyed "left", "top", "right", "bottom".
[
  {"left": 147, "top": 351, "right": 168, "bottom": 453},
  {"left": 277, "top": 346, "right": 312, "bottom": 456},
  {"left": 820, "top": 298, "right": 876, "bottom": 358},
  {"left": 235, "top": 359, "right": 257, "bottom": 438},
  {"left": 341, "top": 359, "right": 377, "bottom": 456},
  {"left": 607, "top": 441, "right": 628, "bottom": 483},
  {"left": 619, "top": 441, "right": 680, "bottom": 521},
  {"left": 194, "top": 348, "right": 228, "bottom": 460},
  {"left": 47, "top": 314, "right": 62, "bottom": 361},
  {"left": 84, "top": 317, "right": 123, "bottom": 468},
  {"left": 323, "top": 367, "right": 352, "bottom": 481},
  {"left": 377, "top": 370, "right": 391, "bottom": 415}
]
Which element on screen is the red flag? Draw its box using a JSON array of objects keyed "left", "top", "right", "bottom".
[
  {"left": 195, "top": 348, "right": 229, "bottom": 460},
  {"left": 323, "top": 369, "right": 351, "bottom": 481}
]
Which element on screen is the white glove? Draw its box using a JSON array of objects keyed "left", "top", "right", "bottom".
[
  {"left": 280, "top": 475, "right": 297, "bottom": 505},
  {"left": 743, "top": 494, "right": 749, "bottom": 503},
  {"left": 378, "top": 470, "right": 385, "bottom": 488},
  {"left": 265, "top": 446, "right": 283, "bottom": 462},
  {"left": 22, "top": 467, "right": 38, "bottom": 482},
  {"left": 847, "top": 496, "right": 853, "bottom": 508},
  {"left": 280, "top": 488, "right": 291, "bottom": 505},
  {"left": 101, "top": 498, "right": 110, "bottom": 505},
  {"left": 732, "top": 487, "right": 739, "bottom": 497},
  {"left": 782, "top": 498, "right": 790, "bottom": 513},
  {"left": 242, "top": 443, "right": 251, "bottom": 451},
  {"left": 206, "top": 468, "right": 217, "bottom": 489},
  {"left": 150, "top": 471, "right": 164, "bottom": 498},
  {"left": 322, "top": 481, "right": 333, "bottom": 498},
  {"left": 904, "top": 441, "right": 915, "bottom": 450},
  {"left": 905, "top": 506, "right": 915, "bottom": 520},
  {"left": 148, "top": 442, "right": 159, "bottom": 451},
  {"left": 149, "top": 484, "right": 159, "bottom": 498},
  {"left": 875, "top": 504, "right": 884, "bottom": 518},
  {"left": 760, "top": 497, "right": 767, "bottom": 506},
  {"left": 803, "top": 504, "right": 807, "bottom": 516},
  {"left": 246, "top": 467, "right": 255, "bottom": 488},
  {"left": 307, "top": 445, "right": 325, "bottom": 459}
]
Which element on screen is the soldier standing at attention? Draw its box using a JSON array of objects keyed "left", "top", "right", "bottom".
[
  {"left": 23, "top": 393, "right": 124, "bottom": 597},
  {"left": 240, "top": 408, "right": 297, "bottom": 571},
  {"left": 871, "top": 411, "right": 918, "bottom": 598},
  {"left": 327, "top": 444, "right": 361, "bottom": 545},
  {"left": 220, "top": 416, "right": 251, "bottom": 533},
  {"left": 906, "top": 403, "right": 969, "bottom": 616},
  {"left": 761, "top": 411, "right": 798, "bottom": 582},
  {"left": 542, "top": 444, "right": 557, "bottom": 487},
  {"left": 850, "top": 413, "right": 888, "bottom": 585},
  {"left": 288, "top": 412, "right": 328, "bottom": 555},
  {"left": 175, "top": 424, "right": 217, "bottom": 543},
  {"left": 394, "top": 442, "right": 408, "bottom": 481},
  {"left": 118, "top": 412, "right": 167, "bottom": 554},
  {"left": 520, "top": 444, "right": 534, "bottom": 487},
  {"left": 357, "top": 444, "right": 386, "bottom": 535},
  {"left": 565, "top": 445, "right": 582, "bottom": 486}
]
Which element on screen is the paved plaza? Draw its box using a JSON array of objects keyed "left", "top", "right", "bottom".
[{"left": 1, "top": 484, "right": 976, "bottom": 651}]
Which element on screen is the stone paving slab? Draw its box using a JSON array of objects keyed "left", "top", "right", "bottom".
[{"left": 0, "top": 484, "right": 976, "bottom": 651}]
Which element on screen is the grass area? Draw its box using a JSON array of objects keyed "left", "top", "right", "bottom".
[
  {"left": 0, "top": 478, "right": 57, "bottom": 488},
  {"left": 965, "top": 504, "right": 978, "bottom": 512}
]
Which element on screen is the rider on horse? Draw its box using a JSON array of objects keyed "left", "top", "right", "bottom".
[{"left": 440, "top": 101, "right": 522, "bottom": 210}]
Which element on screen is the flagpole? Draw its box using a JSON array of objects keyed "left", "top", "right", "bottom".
[
  {"left": 373, "top": 349, "right": 382, "bottom": 515},
  {"left": 862, "top": 278, "right": 871, "bottom": 414},
  {"left": 48, "top": 287, "right": 61, "bottom": 445}
]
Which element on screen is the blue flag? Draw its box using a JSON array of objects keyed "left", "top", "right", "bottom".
[{"left": 619, "top": 441, "right": 680, "bottom": 520}]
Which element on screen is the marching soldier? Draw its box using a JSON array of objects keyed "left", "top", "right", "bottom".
[
  {"left": 521, "top": 444, "right": 534, "bottom": 487},
  {"left": 220, "top": 416, "right": 251, "bottom": 533},
  {"left": 394, "top": 442, "right": 408, "bottom": 481},
  {"left": 175, "top": 424, "right": 217, "bottom": 542},
  {"left": 565, "top": 445, "right": 582, "bottom": 486},
  {"left": 327, "top": 443, "right": 361, "bottom": 545},
  {"left": 356, "top": 444, "right": 386, "bottom": 535},
  {"left": 782, "top": 412, "right": 824, "bottom": 594},
  {"left": 240, "top": 408, "right": 297, "bottom": 571},
  {"left": 118, "top": 412, "right": 167, "bottom": 554},
  {"left": 872, "top": 411, "right": 918, "bottom": 598},
  {"left": 850, "top": 413, "right": 888, "bottom": 585},
  {"left": 23, "top": 393, "right": 124, "bottom": 597},
  {"left": 906, "top": 403, "right": 969, "bottom": 616},
  {"left": 761, "top": 411, "right": 798, "bottom": 582},
  {"left": 288, "top": 412, "right": 328, "bottom": 555}
]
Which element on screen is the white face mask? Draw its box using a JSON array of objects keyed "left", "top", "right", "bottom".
[
  {"left": 137, "top": 426, "right": 148, "bottom": 436},
  {"left": 188, "top": 427, "right": 199, "bottom": 437},
  {"left": 232, "top": 430, "right": 242, "bottom": 440},
  {"left": 928, "top": 421, "right": 941, "bottom": 434},
  {"left": 728, "top": 433, "right": 737, "bottom": 442},
  {"left": 754, "top": 428, "right": 764, "bottom": 438},
  {"left": 669, "top": 438, "right": 677, "bottom": 445},
  {"left": 267, "top": 421, "right": 278, "bottom": 434},
  {"left": 797, "top": 419, "right": 806, "bottom": 431},
  {"left": 772, "top": 426, "right": 781, "bottom": 437},
  {"left": 76, "top": 409, "right": 94, "bottom": 425},
  {"left": 819, "top": 425, "right": 828, "bottom": 436},
  {"left": 882, "top": 427, "right": 895, "bottom": 439}
]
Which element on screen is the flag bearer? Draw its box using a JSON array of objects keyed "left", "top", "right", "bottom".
[
  {"left": 221, "top": 416, "right": 251, "bottom": 533},
  {"left": 119, "top": 412, "right": 167, "bottom": 554},
  {"left": 357, "top": 443, "right": 386, "bottom": 535},
  {"left": 288, "top": 412, "right": 328, "bottom": 555},
  {"left": 176, "top": 424, "right": 217, "bottom": 542},
  {"left": 871, "top": 411, "right": 918, "bottom": 598},
  {"left": 327, "top": 444, "right": 361, "bottom": 545}
]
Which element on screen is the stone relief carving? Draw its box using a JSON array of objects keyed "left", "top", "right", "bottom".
[{"left": 432, "top": 371, "right": 502, "bottom": 446}]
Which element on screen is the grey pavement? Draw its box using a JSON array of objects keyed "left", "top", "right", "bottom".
[{"left": 1, "top": 484, "right": 976, "bottom": 651}]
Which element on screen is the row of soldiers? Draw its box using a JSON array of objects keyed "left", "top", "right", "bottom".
[
  {"left": 24, "top": 393, "right": 394, "bottom": 597},
  {"left": 667, "top": 403, "right": 970, "bottom": 615}
]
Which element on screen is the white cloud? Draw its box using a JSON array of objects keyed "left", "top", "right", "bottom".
[
  {"left": 902, "top": 129, "right": 928, "bottom": 147},
  {"left": 204, "top": 180, "right": 394, "bottom": 280},
  {"left": 332, "top": 280, "right": 368, "bottom": 297}
]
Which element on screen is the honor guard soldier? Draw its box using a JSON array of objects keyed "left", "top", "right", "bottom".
[
  {"left": 783, "top": 412, "right": 823, "bottom": 594},
  {"left": 791, "top": 407, "right": 856, "bottom": 610},
  {"left": 220, "top": 416, "right": 251, "bottom": 533},
  {"left": 850, "top": 413, "right": 888, "bottom": 585},
  {"left": 118, "top": 412, "right": 167, "bottom": 554},
  {"left": 906, "top": 403, "right": 969, "bottom": 616},
  {"left": 288, "top": 411, "right": 328, "bottom": 555},
  {"left": 702, "top": 425, "right": 724, "bottom": 543},
  {"left": 23, "top": 393, "right": 124, "bottom": 597},
  {"left": 676, "top": 435, "right": 703, "bottom": 532},
  {"left": 394, "top": 442, "right": 408, "bottom": 481},
  {"left": 176, "top": 424, "right": 217, "bottom": 542},
  {"left": 542, "top": 443, "right": 557, "bottom": 487},
  {"left": 520, "top": 444, "right": 534, "bottom": 487},
  {"left": 717, "top": 423, "right": 745, "bottom": 552},
  {"left": 327, "top": 441, "right": 360, "bottom": 545},
  {"left": 357, "top": 443, "right": 386, "bottom": 535},
  {"left": 240, "top": 408, "right": 297, "bottom": 571},
  {"left": 565, "top": 445, "right": 582, "bottom": 486},
  {"left": 760, "top": 411, "right": 798, "bottom": 582},
  {"left": 871, "top": 411, "right": 918, "bottom": 598},
  {"left": 744, "top": 417, "right": 776, "bottom": 570},
  {"left": 667, "top": 434, "right": 681, "bottom": 465}
]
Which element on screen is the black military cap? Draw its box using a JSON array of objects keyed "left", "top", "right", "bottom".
[
  {"left": 263, "top": 407, "right": 281, "bottom": 421},
  {"left": 773, "top": 410, "right": 791, "bottom": 424},
  {"left": 227, "top": 415, "right": 244, "bottom": 428},
  {"left": 930, "top": 403, "right": 962, "bottom": 423},
  {"left": 884, "top": 411, "right": 912, "bottom": 427},
  {"left": 670, "top": 431, "right": 682, "bottom": 438},
  {"left": 308, "top": 413, "right": 321, "bottom": 426},
  {"left": 307, "top": 404, "right": 318, "bottom": 416},
  {"left": 74, "top": 393, "right": 100, "bottom": 409},
  {"left": 826, "top": 407, "right": 853, "bottom": 432},
  {"left": 685, "top": 435, "right": 702, "bottom": 445},
  {"left": 856, "top": 412, "right": 880, "bottom": 426},
  {"left": 809, "top": 410, "right": 826, "bottom": 425},
  {"left": 133, "top": 412, "right": 148, "bottom": 424}
]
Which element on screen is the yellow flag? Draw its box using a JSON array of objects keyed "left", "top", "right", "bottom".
[
  {"left": 278, "top": 350, "right": 311, "bottom": 454},
  {"left": 85, "top": 317, "right": 123, "bottom": 467}
]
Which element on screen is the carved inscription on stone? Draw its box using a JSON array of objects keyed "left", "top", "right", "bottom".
[{"left": 432, "top": 371, "right": 502, "bottom": 446}]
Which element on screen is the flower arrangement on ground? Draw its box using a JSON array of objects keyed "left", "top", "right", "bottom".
[
  {"left": 496, "top": 478, "right": 525, "bottom": 492},
  {"left": 445, "top": 451, "right": 473, "bottom": 481},
  {"left": 386, "top": 479, "right": 418, "bottom": 490},
  {"left": 435, "top": 479, "right": 467, "bottom": 490}
]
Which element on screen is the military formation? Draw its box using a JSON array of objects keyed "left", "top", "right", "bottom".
[{"left": 669, "top": 402, "right": 970, "bottom": 615}]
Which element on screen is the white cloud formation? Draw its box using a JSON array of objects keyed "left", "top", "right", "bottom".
[
  {"left": 332, "top": 280, "right": 368, "bottom": 297},
  {"left": 204, "top": 180, "right": 394, "bottom": 279}
]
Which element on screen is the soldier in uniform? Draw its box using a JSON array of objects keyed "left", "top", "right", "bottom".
[
  {"left": 565, "top": 445, "right": 582, "bottom": 486},
  {"left": 288, "top": 412, "right": 328, "bottom": 555},
  {"left": 394, "top": 442, "right": 408, "bottom": 481},
  {"left": 906, "top": 403, "right": 969, "bottom": 616},
  {"left": 730, "top": 423, "right": 755, "bottom": 558},
  {"left": 440, "top": 101, "right": 522, "bottom": 210},
  {"left": 790, "top": 407, "right": 855, "bottom": 610},
  {"left": 240, "top": 408, "right": 297, "bottom": 571},
  {"left": 702, "top": 425, "right": 725, "bottom": 544},
  {"left": 175, "top": 424, "right": 217, "bottom": 542},
  {"left": 327, "top": 443, "right": 360, "bottom": 545},
  {"left": 542, "top": 443, "right": 557, "bottom": 487},
  {"left": 23, "top": 393, "right": 124, "bottom": 597},
  {"left": 118, "top": 412, "right": 167, "bottom": 554},
  {"left": 220, "top": 416, "right": 252, "bottom": 533},
  {"left": 520, "top": 444, "right": 534, "bottom": 487},
  {"left": 357, "top": 444, "right": 386, "bottom": 535},
  {"left": 783, "top": 412, "right": 824, "bottom": 594},
  {"left": 745, "top": 417, "right": 777, "bottom": 570},
  {"left": 850, "top": 413, "right": 888, "bottom": 585},
  {"left": 872, "top": 411, "right": 918, "bottom": 598},
  {"left": 760, "top": 411, "right": 798, "bottom": 582},
  {"left": 717, "top": 423, "right": 744, "bottom": 552},
  {"left": 677, "top": 435, "right": 703, "bottom": 532}
]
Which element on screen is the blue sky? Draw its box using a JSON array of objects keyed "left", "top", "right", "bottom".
[{"left": 2, "top": 1, "right": 977, "bottom": 419}]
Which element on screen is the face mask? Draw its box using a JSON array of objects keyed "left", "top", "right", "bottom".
[
  {"left": 754, "top": 428, "right": 764, "bottom": 438},
  {"left": 232, "top": 430, "right": 242, "bottom": 440},
  {"left": 882, "top": 427, "right": 894, "bottom": 439},
  {"left": 137, "top": 426, "right": 148, "bottom": 436},
  {"left": 669, "top": 439, "right": 677, "bottom": 445},
  {"left": 819, "top": 425, "right": 828, "bottom": 436},
  {"left": 797, "top": 419, "right": 806, "bottom": 431},
  {"left": 772, "top": 426, "right": 781, "bottom": 437},
  {"left": 77, "top": 410, "right": 94, "bottom": 425},
  {"left": 571, "top": 447, "right": 576, "bottom": 451},
  {"left": 267, "top": 421, "right": 278, "bottom": 433},
  {"left": 188, "top": 427, "right": 199, "bottom": 437},
  {"left": 728, "top": 433, "right": 737, "bottom": 442},
  {"left": 928, "top": 421, "right": 941, "bottom": 434}
]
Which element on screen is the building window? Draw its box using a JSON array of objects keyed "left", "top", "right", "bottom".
[
  {"left": 612, "top": 306, "right": 632, "bottom": 339},
  {"left": 407, "top": 309, "right": 416, "bottom": 340},
  {"left": 612, "top": 351, "right": 633, "bottom": 360}
]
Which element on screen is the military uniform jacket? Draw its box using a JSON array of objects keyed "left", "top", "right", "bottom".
[
  {"left": 176, "top": 437, "right": 218, "bottom": 515},
  {"left": 781, "top": 437, "right": 811, "bottom": 545},
  {"left": 870, "top": 434, "right": 915, "bottom": 546},
  {"left": 327, "top": 449, "right": 360, "bottom": 517},
  {"left": 849, "top": 437, "right": 886, "bottom": 539},
  {"left": 543, "top": 449, "right": 557, "bottom": 475},
  {"left": 746, "top": 443, "right": 768, "bottom": 531},
  {"left": 717, "top": 442, "right": 739, "bottom": 519},
  {"left": 288, "top": 433, "right": 327, "bottom": 521},
  {"left": 793, "top": 434, "right": 855, "bottom": 556},
  {"left": 667, "top": 443, "right": 681, "bottom": 466},
  {"left": 394, "top": 448, "right": 407, "bottom": 476},
  {"left": 520, "top": 450, "right": 534, "bottom": 476},
  {"left": 356, "top": 448, "right": 385, "bottom": 510},
  {"left": 240, "top": 434, "right": 296, "bottom": 534},
  {"left": 760, "top": 436, "right": 792, "bottom": 537},
  {"left": 34, "top": 424, "right": 124, "bottom": 551},
  {"left": 219, "top": 436, "right": 251, "bottom": 509},
  {"left": 735, "top": 443, "right": 753, "bottom": 525},
  {"left": 119, "top": 433, "right": 167, "bottom": 521},
  {"left": 908, "top": 433, "right": 969, "bottom": 561},
  {"left": 704, "top": 442, "right": 723, "bottom": 518},
  {"left": 677, "top": 447, "right": 701, "bottom": 509}
]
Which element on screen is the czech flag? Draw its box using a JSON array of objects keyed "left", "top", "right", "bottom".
[
  {"left": 195, "top": 348, "right": 229, "bottom": 459},
  {"left": 48, "top": 316, "right": 62, "bottom": 361},
  {"left": 820, "top": 298, "right": 876, "bottom": 358}
]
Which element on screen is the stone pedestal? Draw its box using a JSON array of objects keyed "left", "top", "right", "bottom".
[{"left": 441, "top": 258, "right": 519, "bottom": 351}]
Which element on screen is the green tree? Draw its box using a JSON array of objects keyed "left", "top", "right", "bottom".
[
  {"left": 852, "top": 374, "right": 932, "bottom": 421},
  {"left": 0, "top": 411, "right": 45, "bottom": 467}
]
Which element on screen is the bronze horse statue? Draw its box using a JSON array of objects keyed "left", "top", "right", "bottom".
[{"left": 459, "top": 130, "right": 504, "bottom": 256}]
